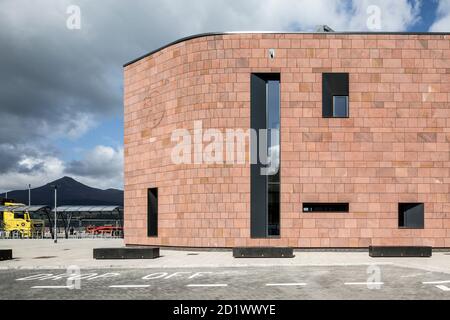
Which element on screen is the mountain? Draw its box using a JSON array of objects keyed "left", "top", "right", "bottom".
[{"left": 0, "top": 176, "right": 123, "bottom": 206}]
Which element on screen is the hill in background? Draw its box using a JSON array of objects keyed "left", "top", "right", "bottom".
[{"left": 0, "top": 176, "right": 123, "bottom": 206}]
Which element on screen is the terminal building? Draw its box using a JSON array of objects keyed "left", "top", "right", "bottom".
[{"left": 123, "top": 30, "right": 450, "bottom": 248}]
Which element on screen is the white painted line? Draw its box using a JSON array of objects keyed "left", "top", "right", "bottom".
[
  {"left": 186, "top": 284, "right": 228, "bottom": 287},
  {"left": 344, "top": 282, "right": 384, "bottom": 285},
  {"left": 422, "top": 280, "right": 450, "bottom": 284},
  {"left": 31, "top": 285, "right": 74, "bottom": 289},
  {"left": 109, "top": 285, "right": 150, "bottom": 288},
  {"left": 265, "top": 283, "right": 307, "bottom": 286},
  {"left": 436, "top": 285, "right": 450, "bottom": 292}
]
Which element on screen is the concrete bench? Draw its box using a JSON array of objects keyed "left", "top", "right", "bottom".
[
  {"left": 233, "top": 247, "right": 294, "bottom": 258},
  {"left": 93, "top": 247, "right": 160, "bottom": 259},
  {"left": 0, "top": 249, "right": 13, "bottom": 261},
  {"left": 369, "top": 246, "right": 432, "bottom": 257}
]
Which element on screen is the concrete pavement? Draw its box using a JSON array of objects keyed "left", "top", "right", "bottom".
[
  {"left": 2, "top": 239, "right": 450, "bottom": 299},
  {"left": 1, "top": 239, "right": 450, "bottom": 275}
]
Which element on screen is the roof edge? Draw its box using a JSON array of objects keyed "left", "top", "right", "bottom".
[{"left": 123, "top": 31, "right": 450, "bottom": 67}]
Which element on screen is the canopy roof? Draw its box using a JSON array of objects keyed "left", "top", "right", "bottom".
[
  {"left": 55, "top": 206, "right": 122, "bottom": 213},
  {"left": 0, "top": 205, "right": 122, "bottom": 214},
  {"left": 0, "top": 205, "right": 50, "bottom": 212}
]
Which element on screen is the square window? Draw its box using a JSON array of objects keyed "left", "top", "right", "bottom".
[
  {"left": 333, "top": 96, "right": 348, "bottom": 117},
  {"left": 398, "top": 203, "right": 424, "bottom": 229}
]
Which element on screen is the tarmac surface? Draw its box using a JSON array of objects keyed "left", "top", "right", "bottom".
[
  {"left": 1, "top": 239, "right": 450, "bottom": 299},
  {"left": 1, "top": 265, "right": 450, "bottom": 299}
]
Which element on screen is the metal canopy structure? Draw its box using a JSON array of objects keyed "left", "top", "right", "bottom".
[
  {"left": 54, "top": 205, "right": 123, "bottom": 239},
  {"left": 0, "top": 205, "right": 51, "bottom": 212},
  {"left": 56, "top": 205, "right": 122, "bottom": 213},
  {"left": 1, "top": 205, "right": 123, "bottom": 239}
]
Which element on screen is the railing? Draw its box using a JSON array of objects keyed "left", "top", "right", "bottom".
[{"left": 0, "top": 229, "right": 123, "bottom": 239}]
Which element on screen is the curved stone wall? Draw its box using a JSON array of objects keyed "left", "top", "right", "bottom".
[{"left": 124, "top": 32, "right": 450, "bottom": 248}]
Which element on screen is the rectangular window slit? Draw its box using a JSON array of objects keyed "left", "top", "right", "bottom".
[
  {"left": 302, "top": 203, "right": 349, "bottom": 213},
  {"left": 147, "top": 187, "right": 158, "bottom": 237}
]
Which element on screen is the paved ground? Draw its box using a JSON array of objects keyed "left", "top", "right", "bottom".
[
  {"left": 1, "top": 265, "right": 450, "bottom": 299},
  {"left": 2, "top": 239, "right": 450, "bottom": 299},
  {"left": 2, "top": 239, "right": 450, "bottom": 273}
]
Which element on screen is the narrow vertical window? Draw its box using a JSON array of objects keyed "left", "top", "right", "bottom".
[
  {"left": 267, "top": 79, "right": 280, "bottom": 236},
  {"left": 147, "top": 188, "right": 158, "bottom": 237},
  {"left": 251, "top": 73, "right": 280, "bottom": 238}
]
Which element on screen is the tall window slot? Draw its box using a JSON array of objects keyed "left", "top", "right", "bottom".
[
  {"left": 251, "top": 73, "right": 280, "bottom": 238},
  {"left": 147, "top": 188, "right": 158, "bottom": 237}
]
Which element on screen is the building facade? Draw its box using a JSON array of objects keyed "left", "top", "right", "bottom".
[{"left": 124, "top": 32, "right": 450, "bottom": 248}]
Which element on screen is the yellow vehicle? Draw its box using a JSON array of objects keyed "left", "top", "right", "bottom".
[{"left": 0, "top": 199, "right": 45, "bottom": 238}]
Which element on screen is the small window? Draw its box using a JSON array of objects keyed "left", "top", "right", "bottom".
[
  {"left": 333, "top": 96, "right": 348, "bottom": 117},
  {"left": 303, "top": 203, "right": 349, "bottom": 213},
  {"left": 14, "top": 213, "right": 25, "bottom": 219},
  {"left": 147, "top": 188, "right": 158, "bottom": 237},
  {"left": 322, "top": 73, "right": 349, "bottom": 118},
  {"left": 399, "top": 203, "right": 424, "bottom": 229}
]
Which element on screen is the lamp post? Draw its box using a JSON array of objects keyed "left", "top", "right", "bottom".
[
  {"left": 28, "top": 184, "right": 31, "bottom": 206},
  {"left": 50, "top": 185, "right": 58, "bottom": 243}
]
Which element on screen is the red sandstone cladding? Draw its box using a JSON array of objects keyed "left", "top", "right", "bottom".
[{"left": 124, "top": 33, "right": 450, "bottom": 248}]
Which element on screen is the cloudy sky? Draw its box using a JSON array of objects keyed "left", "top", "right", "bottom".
[{"left": 0, "top": 0, "right": 449, "bottom": 192}]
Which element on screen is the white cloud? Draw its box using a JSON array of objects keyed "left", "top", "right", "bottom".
[
  {"left": 0, "top": 145, "right": 123, "bottom": 192},
  {"left": 150, "top": 0, "right": 421, "bottom": 34},
  {"left": 345, "top": 0, "right": 421, "bottom": 31},
  {"left": 0, "top": 154, "right": 65, "bottom": 192},
  {"left": 66, "top": 145, "right": 124, "bottom": 189},
  {"left": 0, "top": 0, "right": 424, "bottom": 193},
  {"left": 429, "top": 0, "right": 450, "bottom": 31}
]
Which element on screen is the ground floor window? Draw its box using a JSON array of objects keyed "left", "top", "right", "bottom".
[
  {"left": 147, "top": 188, "right": 158, "bottom": 237},
  {"left": 302, "top": 203, "right": 349, "bottom": 213},
  {"left": 398, "top": 203, "right": 424, "bottom": 229},
  {"left": 250, "top": 73, "right": 280, "bottom": 238}
]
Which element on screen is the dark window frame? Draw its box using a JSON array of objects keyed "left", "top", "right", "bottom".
[
  {"left": 147, "top": 187, "right": 158, "bottom": 237},
  {"left": 398, "top": 203, "right": 424, "bottom": 229},
  {"left": 250, "top": 73, "right": 281, "bottom": 239},
  {"left": 302, "top": 203, "right": 349, "bottom": 213},
  {"left": 322, "top": 73, "right": 349, "bottom": 118}
]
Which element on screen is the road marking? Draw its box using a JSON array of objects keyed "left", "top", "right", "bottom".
[
  {"left": 422, "top": 280, "right": 450, "bottom": 284},
  {"left": 344, "top": 282, "right": 384, "bottom": 285},
  {"left": 436, "top": 285, "right": 450, "bottom": 291},
  {"left": 186, "top": 284, "right": 228, "bottom": 287},
  {"left": 31, "top": 285, "right": 74, "bottom": 289},
  {"left": 265, "top": 283, "right": 307, "bottom": 286},
  {"left": 109, "top": 285, "right": 150, "bottom": 288}
]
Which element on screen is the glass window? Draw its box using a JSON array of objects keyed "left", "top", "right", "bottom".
[
  {"left": 147, "top": 188, "right": 158, "bottom": 237},
  {"left": 322, "top": 73, "right": 349, "bottom": 118},
  {"left": 303, "top": 203, "right": 349, "bottom": 213},
  {"left": 333, "top": 96, "right": 348, "bottom": 117},
  {"left": 267, "top": 79, "right": 280, "bottom": 236},
  {"left": 398, "top": 203, "right": 424, "bottom": 229},
  {"left": 250, "top": 73, "right": 280, "bottom": 238},
  {"left": 14, "top": 213, "right": 25, "bottom": 219}
]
